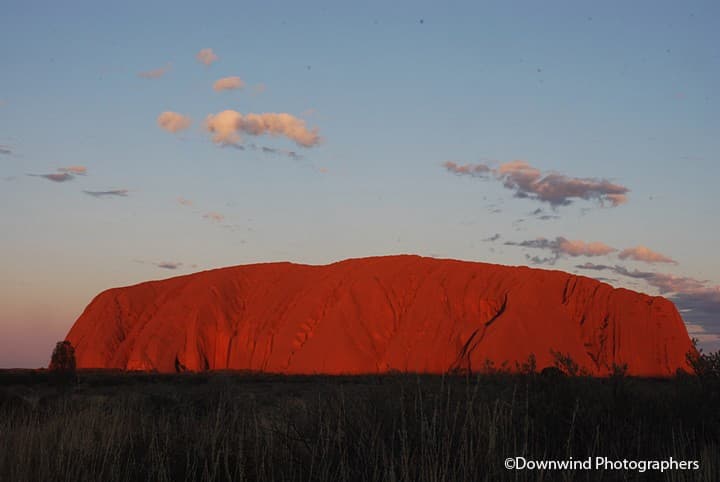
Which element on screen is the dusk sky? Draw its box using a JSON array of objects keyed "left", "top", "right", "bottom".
[{"left": 1, "top": 0, "right": 718, "bottom": 367}]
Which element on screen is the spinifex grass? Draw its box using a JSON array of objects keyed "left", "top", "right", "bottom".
[{"left": 0, "top": 371, "right": 718, "bottom": 481}]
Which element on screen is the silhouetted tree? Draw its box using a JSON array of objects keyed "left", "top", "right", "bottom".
[
  {"left": 49, "top": 340, "right": 77, "bottom": 387},
  {"left": 687, "top": 341, "right": 720, "bottom": 384}
]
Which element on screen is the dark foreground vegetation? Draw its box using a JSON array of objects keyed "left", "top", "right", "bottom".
[{"left": 1, "top": 358, "right": 719, "bottom": 482}]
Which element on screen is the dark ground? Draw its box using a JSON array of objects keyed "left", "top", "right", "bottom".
[{"left": 1, "top": 369, "right": 719, "bottom": 481}]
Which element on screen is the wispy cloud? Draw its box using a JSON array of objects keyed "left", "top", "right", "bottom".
[
  {"left": 155, "top": 261, "right": 182, "bottom": 270},
  {"left": 257, "top": 144, "right": 303, "bottom": 160},
  {"left": 216, "top": 142, "right": 304, "bottom": 159},
  {"left": 134, "top": 259, "right": 185, "bottom": 270},
  {"left": 483, "top": 233, "right": 501, "bottom": 242},
  {"left": 84, "top": 189, "right": 128, "bottom": 198},
  {"left": 157, "top": 111, "right": 192, "bottom": 133},
  {"left": 203, "top": 211, "right": 224, "bottom": 222},
  {"left": 213, "top": 76, "right": 244, "bottom": 92},
  {"left": 576, "top": 263, "right": 706, "bottom": 294},
  {"left": 443, "top": 161, "right": 492, "bottom": 177},
  {"left": 611, "top": 266, "right": 707, "bottom": 294},
  {"left": 138, "top": 63, "right": 171, "bottom": 79},
  {"left": 618, "top": 245, "right": 677, "bottom": 264},
  {"left": 0, "top": 144, "right": 12, "bottom": 156},
  {"left": 205, "top": 110, "right": 321, "bottom": 147},
  {"left": 251, "top": 83, "right": 266, "bottom": 96},
  {"left": 196, "top": 48, "right": 218, "bottom": 66},
  {"left": 27, "top": 172, "right": 74, "bottom": 182},
  {"left": 575, "top": 262, "right": 612, "bottom": 271},
  {"left": 58, "top": 166, "right": 87, "bottom": 175},
  {"left": 529, "top": 208, "right": 560, "bottom": 221},
  {"left": 444, "top": 160, "right": 629, "bottom": 207},
  {"left": 27, "top": 166, "right": 88, "bottom": 182},
  {"left": 177, "top": 197, "right": 193, "bottom": 206},
  {"left": 506, "top": 236, "right": 616, "bottom": 264}
]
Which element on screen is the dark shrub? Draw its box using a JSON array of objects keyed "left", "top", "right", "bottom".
[{"left": 49, "top": 341, "right": 77, "bottom": 388}]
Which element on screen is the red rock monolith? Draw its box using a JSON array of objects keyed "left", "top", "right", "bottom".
[{"left": 65, "top": 255, "right": 694, "bottom": 376}]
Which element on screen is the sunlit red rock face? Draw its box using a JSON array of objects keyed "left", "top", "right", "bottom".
[{"left": 66, "top": 255, "right": 693, "bottom": 376}]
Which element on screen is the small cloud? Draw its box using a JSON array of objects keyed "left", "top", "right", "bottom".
[
  {"left": 157, "top": 111, "right": 192, "bottom": 133},
  {"left": 558, "top": 238, "right": 616, "bottom": 257},
  {"left": 27, "top": 166, "right": 88, "bottom": 182},
  {"left": 0, "top": 144, "right": 12, "bottom": 156},
  {"left": 196, "top": 48, "right": 218, "bottom": 66},
  {"left": 529, "top": 208, "right": 559, "bottom": 221},
  {"left": 177, "top": 197, "right": 193, "bottom": 206},
  {"left": 618, "top": 245, "right": 677, "bottom": 264},
  {"left": 443, "top": 161, "right": 492, "bottom": 177},
  {"left": 258, "top": 145, "right": 303, "bottom": 160},
  {"left": 443, "top": 159, "right": 629, "bottom": 207},
  {"left": 575, "top": 262, "right": 613, "bottom": 271},
  {"left": 526, "top": 255, "right": 557, "bottom": 265},
  {"left": 252, "top": 83, "right": 266, "bottom": 96},
  {"left": 155, "top": 261, "right": 182, "bottom": 270},
  {"left": 205, "top": 110, "right": 321, "bottom": 147},
  {"left": 84, "top": 189, "right": 128, "bottom": 197},
  {"left": 58, "top": 166, "right": 87, "bottom": 175},
  {"left": 506, "top": 236, "right": 616, "bottom": 264},
  {"left": 483, "top": 233, "right": 501, "bottom": 242},
  {"left": 203, "top": 211, "right": 224, "bottom": 222},
  {"left": 576, "top": 264, "right": 711, "bottom": 296},
  {"left": 221, "top": 143, "right": 245, "bottom": 151},
  {"left": 134, "top": 259, "right": 184, "bottom": 270},
  {"left": 27, "top": 172, "right": 74, "bottom": 182},
  {"left": 318, "top": 167, "right": 329, "bottom": 174},
  {"left": 213, "top": 76, "right": 245, "bottom": 92},
  {"left": 610, "top": 266, "right": 707, "bottom": 294},
  {"left": 138, "top": 63, "right": 172, "bottom": 79}
]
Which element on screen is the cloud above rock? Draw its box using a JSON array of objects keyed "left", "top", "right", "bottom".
[
  {"left": 618, "top": 245, "right": 677, "bottom": 264},
  {"left": 27, "top": 172, "right": 74, "bottom": 182},
  {"left": 443, "top": 161, "right": 492, "bottom": 177},
  {"left": 58, "top": 166, "right": 87, "bottom": 175},
  {"left": 196, "top": 48, "right": 218, "bottom": 66},
  {"left": 157, "top": 111, "right": 192, "bottom": 133},
  {"left": 444, "top": 160, "right": 629, "bottom": 207},
  {"left": 203, "top": 212, "right": 224, "bottom": 222},
  {"left": 205, "top": 110, "right": 320, "bottom": 147},
  {"left": 213, "top": 76, "right": 245, "bottom": 92},
  {"left": 155, "top": 261, "right": 182, "bottom": 270},
  {"left": 506, "top": 236, "right": 616, "bottom": 264},
  {"left": 83, "top": 189, "right": 128, "bottom": 198},
  {"left": 138, "top": 63, "right": 171, "bottom": 79},
  {"left": 27, "top": 166, "right": 88, "bottom": 182}
]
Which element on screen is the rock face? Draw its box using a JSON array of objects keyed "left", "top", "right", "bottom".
[{"left": 66, "top": 255, "right": 694, "bottom": 376}]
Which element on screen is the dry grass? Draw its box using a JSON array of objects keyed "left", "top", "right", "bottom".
[{"left": 0, "top": 370, "right": 718, "bottom": 481}]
